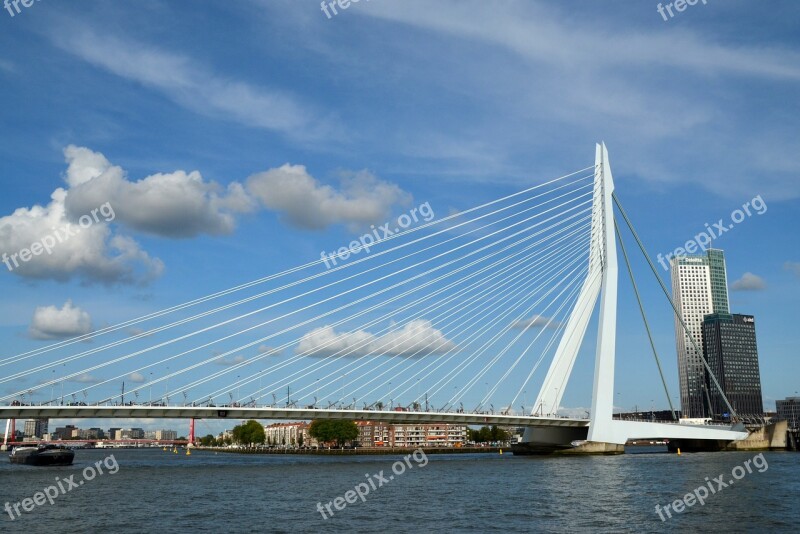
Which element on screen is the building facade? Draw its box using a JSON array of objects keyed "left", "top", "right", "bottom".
[
  {"left": 670, "top": 249, "right": 729, "bottom": 418},
  {"left": 777, "top": 397, "right": 800, "bottom": 429},
  {"left": 702, "top": 313, "right": 764, "bottom": 418},
  {"left": 357, "top": 421, "right": 467, "bottom": 447},
  {"left": 357, "top": 421, "right": 392, "bottom": 447},
  {"left": 114, "top": 428, "right": 145, "bottom": 440},
  {"left": 156, "top": 430, "right": 177, "bottom": 441},
  {"left": 145, "top": 429, "right": 178, "bottom": 440},
  {"left": 264, "top": 422, "right": 315, "bottom": 447},
  {"left": 53, "top": 425, "right": 78, "bottom": 440},
  {"left": 78, "top": 428, "right": 105, "bottom": 440},
  {"left": 23, "top": 418, "right": 48, "bottom": 439}
]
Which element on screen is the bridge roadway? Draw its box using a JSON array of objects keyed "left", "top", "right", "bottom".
[
  {"left": 1, "top": 405, "right": 588, "bottom": 427},
  {"left": 1, "top": 407, "right": 749, "bottom": 443}
]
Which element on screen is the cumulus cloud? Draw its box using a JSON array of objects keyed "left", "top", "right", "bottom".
[
  {"left": 731, "top": 272, "right": 766, "bottom": 291},
  {"left": 296, "top": 319, "right": 456, "bottom": 357},
  {"left": 215, "top": 355, "right": 247, "bottom": 366},
  {"left": 1, "top": 145, "right": 410, "bottom": 284},
  {"left": 63, "top": 146, "right": 256, "bottom": 238},
  {"left": 28, "top": 300, "right": 93, "bottom": 340},
  {"left": 0, "top": 186, "right": 163, "bottom": 284},
  {"left": 512, "top": 314, "right": 561, "bottom": 329},
  {"left": 258, "top": 345, "right": 280, "bottom": 355},
  {"left": 247, "top": 165, "right": 411, "bottom": 230},
  {"left": 784, "top": 262, "right": 800, "bottom": 278},
  {"left": 128, "top": 372, "right": 146, "bottom": 383},
  {"left": 70, "top": 373, "right": 100, "bottom": 384}
]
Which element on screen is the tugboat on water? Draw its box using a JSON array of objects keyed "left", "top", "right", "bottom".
[{"left": 8, "top": 445, "right": 75, "bottom": 466}]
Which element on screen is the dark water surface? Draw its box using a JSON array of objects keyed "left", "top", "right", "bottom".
[{"left": 1, "top": 448, "right": 798, "bottom": 532}]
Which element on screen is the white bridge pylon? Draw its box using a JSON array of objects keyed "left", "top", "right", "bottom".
[{"left": 531, "top": 143, "right": 747, "bottom": 446}]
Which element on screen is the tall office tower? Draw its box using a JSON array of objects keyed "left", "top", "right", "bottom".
[
  {"left": 702, "top": 313, "right": 764, "bottom": 419},
  {"left": 670, "top": 249, "right": 730, "bottom": 418}
]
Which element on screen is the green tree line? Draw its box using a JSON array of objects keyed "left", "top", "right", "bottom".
[{"left": 468, "top": 425, "right": 511, "bottom": 443}]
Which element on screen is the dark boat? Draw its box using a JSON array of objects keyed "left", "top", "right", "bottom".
[{"left": 8, "top": 445, "right": 75, "bottom": 466}]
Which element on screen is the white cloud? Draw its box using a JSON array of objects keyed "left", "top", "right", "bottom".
[
  {"left": 63, "top": 146, "right": 256, "bottom": 238},
  {"left": 258, "top": 345, "right": 280, "bottom": 355},
  {"left": 128, "top": 327, "right": 154, "bottom": 338},
  {"left": 784, "top": 262, "right": 800, "bottom": 278},
  {"left": 353, "top": 1, "right": 800, "bottom": 199},
  {"left": 512, "top": 314, "right": 561, "bottom": 330},
  {"left": 51, "top": 26, "right": 332, "bottom": 141},
  {"left": 28, "top": 300, "right": 93, "bottom": 340},
  {"left": 247, "top": 165, "right": 411, "bottom": 230},
  {"left": 731, "top": 272, "right": 766, "bottom": 291},
  {"left": 0, "top": 186, "right": 163, "bottom": 284},
  {"left": 361, "top": 2, "right": 800, "bottom": 81},
  {"left": 1, "top": 144, "right": 409, "bottom": 283},
  {"left": 296, "top": 319, "right": 456, "bottom": 357},
  {"left": 70, "top": 373, "right": 100, "bottom": 384},
  {"left": 128, "top": 372, "right": 146, "bottom": 383},
  {"left": 215, "top": 355, "right": 247, "bottom": 366}
]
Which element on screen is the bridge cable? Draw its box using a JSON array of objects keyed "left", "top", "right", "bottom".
[
  {"left": 336, "top": 237, "right": 590, "bottom": 409},
  {"left": 0, "top": 174, "right": 593, "bottom": 371},
  {"left": 3, "top": 166, "right": 593, "bottom": 363},
  {"left": 611, "top": 193, "right": 739, "bottom": 421},
  {"left": 253, "top": 226, "right": 590, "bottom": 407},
  {"left": 614, "top": 220, "right": 678, "bottom": 421},
  {"left": 82, "top": 200, "right": 593, "bottom": 406},
  {"left": 1, "top": 188, "right": 592, "bottom": 395},
  {"left": 170, "top": 209, "right": 591, "bottom": 404}
]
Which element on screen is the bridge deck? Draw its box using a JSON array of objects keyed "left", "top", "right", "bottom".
[{"left": 0, "top": 406, "right": 590, "bottom": 427}]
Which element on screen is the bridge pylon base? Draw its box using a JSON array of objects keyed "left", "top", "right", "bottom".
[
  {"left": 555, "top": 441, "right": 624, "bottom": 455},
  {"left": 512, "top": 425, "right": 589, "bottom": 455}
]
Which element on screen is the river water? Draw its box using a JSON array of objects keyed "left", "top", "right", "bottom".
[{"left": 1, "top": 448, "right": 798, "bottom": 532}]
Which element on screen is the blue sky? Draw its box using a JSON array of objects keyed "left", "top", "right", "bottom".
[{"left": 0, "top": 0, "right": 798, "bottom": 432}]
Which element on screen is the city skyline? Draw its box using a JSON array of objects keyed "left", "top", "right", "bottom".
[{"left": 1, "top": 1, "right": 798, "bottom": 429}]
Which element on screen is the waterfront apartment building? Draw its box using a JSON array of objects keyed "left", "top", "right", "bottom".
[
  {"left": 777, "top": 397, "right": 800, "bottom": 429},
  {"left": 357, "top": 421, "right": 467, "bottom": 447},
  {"left": 393, "top": 423, "right": 467, "bottom": 447},
  {"left": 670, "top": 249, "right": 730, "bottom": 418},
  {"left": 264, "top": 422, "right": 315, "bottom": 447},
  {"left": 357, "top": 421, "right": 392, "bottom": 447},
  {"left": 156, "top": 430, "right": 177, "bottom": 441},
  {"left": 145, "top": 429, "right": 178, "bottom": 441},
  {"left": 113, "top": 428, "right": 145, "bottom": 440},
  {"left": 701, "top": 313, "right": 764, "bottom": 418}
]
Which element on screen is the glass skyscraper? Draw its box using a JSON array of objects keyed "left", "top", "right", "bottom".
[
  {"left": 670, "top": 249, "right": 730, "bottom": 419},
  {"left": 702, "top": 313, "right": 764, "bottom": 419}
]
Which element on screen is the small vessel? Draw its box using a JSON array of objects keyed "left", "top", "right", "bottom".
[{"left": 8, "top": 445, "right": 75, "bottom": 466}]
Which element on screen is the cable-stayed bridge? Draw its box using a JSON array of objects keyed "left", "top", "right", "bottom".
[{"left": 1, "top": 144, "right": 749, "bottom": 453}]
